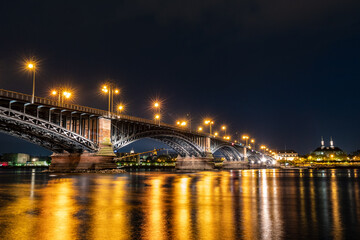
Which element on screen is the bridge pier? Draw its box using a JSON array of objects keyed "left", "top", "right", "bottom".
[
  {"left": 222, "top": 161, "right": 249, "bottom": 169},
  {"left": 175, "top": 156, "right": 215, "bottom": 170},
  {"left": 50, "top": 117, "right": 117, "bottom": 171},
  {"left": 50, "top": 152, "right": 116, "bottom": 171}
]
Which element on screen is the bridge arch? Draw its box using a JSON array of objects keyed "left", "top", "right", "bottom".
[
  {"left": 112, "top": 129, "right": 205, "bottom": 157},
  {"left": 0, "top": 106, "right": 98, "bottom": 153},
  {"left": 211, "top": 144, "right": 243, "bottom": 161}
]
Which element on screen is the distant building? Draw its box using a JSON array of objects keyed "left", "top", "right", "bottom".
[
  {"left": 2, "top": 153, "right": 30, "bottom": 165},
  {"left": 274, "top": 150, "right": 298, "bottom": 161},
  {"left": 309, "top": 137, "right": 347, "bottom": 161}
]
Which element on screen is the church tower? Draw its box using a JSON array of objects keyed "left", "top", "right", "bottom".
[{"left": 330, "top": 136, "right": 334, "bottom": 149}]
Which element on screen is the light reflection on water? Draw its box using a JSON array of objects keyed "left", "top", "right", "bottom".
[{"left": 0, "top": 169, "right": 360, "bottom": 240}]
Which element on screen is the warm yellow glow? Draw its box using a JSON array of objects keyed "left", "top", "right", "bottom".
[
  {"left": 260, "top": 145, "right": 266, "bottom": 149},
  {"left": 51, "top": 90, "right": 57, "bottom": 95},
  {"left": 251, "top": 139, "right": 255, "bottom": 143},
  {"left": 176, "top": 121, "right": 187, "bottom": 126},
  {"left": 242, "top": 135, "right": 249, "bottom": 140},
  {"left": 63, "top": 91, "right": 71, "bottom": 99},
  {"left": 118, "top": 105, "right": 124, "bottom": 111},
  {"left": 214, "top": 132, "right": 218, "bottom": 136},
  {"left": 102, "top": 88, "right": 108, "bottom": 93},
  {"left": 114, "top": 89, "right": 119, "bottom": 94},
  {"left": 154, "top": 102, "right": 159, "bottom": 108},
  {"left": 204, "top": 120, "right": 214, "bottom": 125},
  {"left": 330, "top": 154, "right": 334, "bottom": 158},
  {"left": 103, "top": 85, "right": 107, "bottom": 89},
  {"left": 27, "top": 63, "right": 34, "bottom": 69},
  {"left": 222, "top": 126, "right": 226, "bottom": 130},
  {"left": 198, "top": 127, "right": 203, "bottom": 131},
  {"left": 155, "top": 114, "right": 160, "bottom": 119}
]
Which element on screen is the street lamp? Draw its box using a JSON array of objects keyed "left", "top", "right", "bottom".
[
  {"left": 117, "top": 104, "right": 125, "bottom": 114},
  {"left": 198, "top": 126, "right": 203, "bottom": 132},
  {"left": 242, "top": 135, "right": 249, "bottom": 146},
  {"left": 51, "top": 89, "right": 72, "bottom": 106},
  {"left": 26, "top": 62, "right": 36, "bottom": 104},
  {"left": 101, "top": 84, "right": 119, "bottom": 115},
  {"left": 176, "top": 120, "right": 187, "bottom": 127},
  {"left": 221, "top": 125, "right": 227, "bottom": 136},
  {"left": 214, "top": 132, "right": 218, "bottom": 137},
  {"left": 154, "top": 114, "right": 160, "bottom": 126},
  {"left": 251, "top": 139, "right": 255, "bottom": 150},
  {"left": 260, "top": 145, "right": 266, "bottom": 153},
  {"left": 153, "top": 101, "right": 161, "bottom": 126},
  {"left": 204, "top": 119, "right": 214, "bottom": 135}
]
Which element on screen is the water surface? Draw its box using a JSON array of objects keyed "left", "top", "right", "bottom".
[{"left": 0, "top": 169, "right": 359, "bottom": 239}]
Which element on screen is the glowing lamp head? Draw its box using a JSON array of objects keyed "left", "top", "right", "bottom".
[
  {"left": 51, "top": 90, "right": 57, "bottom": 95},
  {"left": 63, "top": 91, "right": 71, "bottom": 99},
  {"left": 114, "top": 89, "right": 119, "bottom": 94},
  {"left": 118, "top": 105, "right": 124, "bottom": 111},
  {"left": 180, "top": 121, "right": 187, "bottom": 126},
  {"left": 176, "top": 121, "right": 180, "bottom": 125},
  {"left": 155, "top": 114, "right": 160, "bottom": 120},
  {"left": 27, "top": 63, "right": 34, "bottom": 69},
  {"left": 214, "top": 132, "right": 218, "bottom": 136},
  {"left": 154, "top": 102, "right": 159, "bottom": 108},
  {"left": 222, "top": 126, "right": 226, "bottom": 130},
  {"left": 242, "top": 135, "right": 249, "bottom": 140},
  {"left": 198, "top": 127, "right": 203, "bottom": 131}
]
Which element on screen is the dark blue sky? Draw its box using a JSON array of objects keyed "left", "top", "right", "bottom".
[{"left": 0, "top": 0, "right": 360, "bottom": 155}]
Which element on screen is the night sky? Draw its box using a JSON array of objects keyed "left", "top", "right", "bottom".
[{"left": 0, "top": 0, "right": 360, "bottom": 155}]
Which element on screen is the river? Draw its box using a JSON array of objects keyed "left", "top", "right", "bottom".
[{"left": 0, "top": 168, "right": 359, "bottom": 239}]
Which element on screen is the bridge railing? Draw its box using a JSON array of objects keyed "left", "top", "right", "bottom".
[
  {"left": 0, "top": 89, "right": 187, "bottom": 129},
  {"left": 0, "top": 89, "right": 263, "bottom": 147}
]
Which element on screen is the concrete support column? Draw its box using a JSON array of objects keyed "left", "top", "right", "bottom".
[
  {"left": 244, "top": 147, "right": 248, "bottom": 162},
  {"left": 96, "top": 117, "right": 116, "bottom": 157}
]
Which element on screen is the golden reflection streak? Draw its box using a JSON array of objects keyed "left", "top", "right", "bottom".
[
  {"left": 271, "top": 169, "right": 283, "bottom": 239},
  {"left": 241, "top": 170, "right": 256, "bottom": 239},
  {"left": 330, "top": 173, "right": 343, "bottom": 240},
  {"left": 309, "top": 169, "right": 318, "bottom": 232},
  {"left": 90, "top": 178, "right": 129, "bottom": 239},
  {"left": 37, "top": 179, "right": 78, "bottom": 240},
  {"left": 196, "top": 173, "right": 216, "bottom": 240},
  {"left": 173, "top": 176, "right": 191, "bottom": 239},
  {"left": 143, "top": 177, "right": 165, "bottom": 240},
  {"left": 260, "top": 169, "right": 271, "bottom": 239},
  {"left": 219, "top": 172, "right": 234, "bottom": 239},
  {"left": 0, "top": 184, "right": 35, "bottom": 239}
]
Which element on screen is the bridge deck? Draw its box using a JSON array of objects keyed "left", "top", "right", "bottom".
[{"left": 0, "top": 89, "right": 203, "bottom": 135}]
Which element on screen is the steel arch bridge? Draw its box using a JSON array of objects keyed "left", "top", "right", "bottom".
[{"left": 0, "top": 89, "right": 274, "bottom": 163}]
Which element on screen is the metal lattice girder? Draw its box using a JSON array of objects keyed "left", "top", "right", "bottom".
[
  {"left": 0, "top": 106, "right": 98, "bottom": 153},
  {"left": 112, "top": 127, "right": 205, "bottom": 157}
]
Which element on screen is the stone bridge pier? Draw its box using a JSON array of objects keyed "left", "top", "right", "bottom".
[
  {"left": 50, "top": 118, "right": 116, "bottom": 171},
  {"left": 175, "top": 137, "right": 215, "bottom": 170}
]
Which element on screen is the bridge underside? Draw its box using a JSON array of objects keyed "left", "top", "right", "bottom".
[{"left": 0, "top": 106, "right": 98, "bottom": 153}]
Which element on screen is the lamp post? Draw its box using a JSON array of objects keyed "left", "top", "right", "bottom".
[
  {"left": 204, "top": 120, "right": 214, "bottom": 135},
  {"left": 51, "top": 89, "right": 72, "bottom": 106},
  {"left": 153, "top": 101, "right": 161, "bottom": 126},
  {"left": 242, "top": 135, "right": 249, "bottom": 163},
  {"left": 155, "top": 114, "right": 160, "bottom": 126},
  {"left": 101, "top": 84, "right": 119, "bottom": 116},
  {"left": 221, "top": 125, "right": 227, "bottom": 136},
  {"left": 251, "top": 139, "right": 255, "bottom": 150},
  {"left": 27, "top": 63, "right": 36, "bottom": 104}
]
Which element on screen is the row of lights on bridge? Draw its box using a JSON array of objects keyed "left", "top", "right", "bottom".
[{"left": 24, "top": 59, "right": 275, "bottom": 155}]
